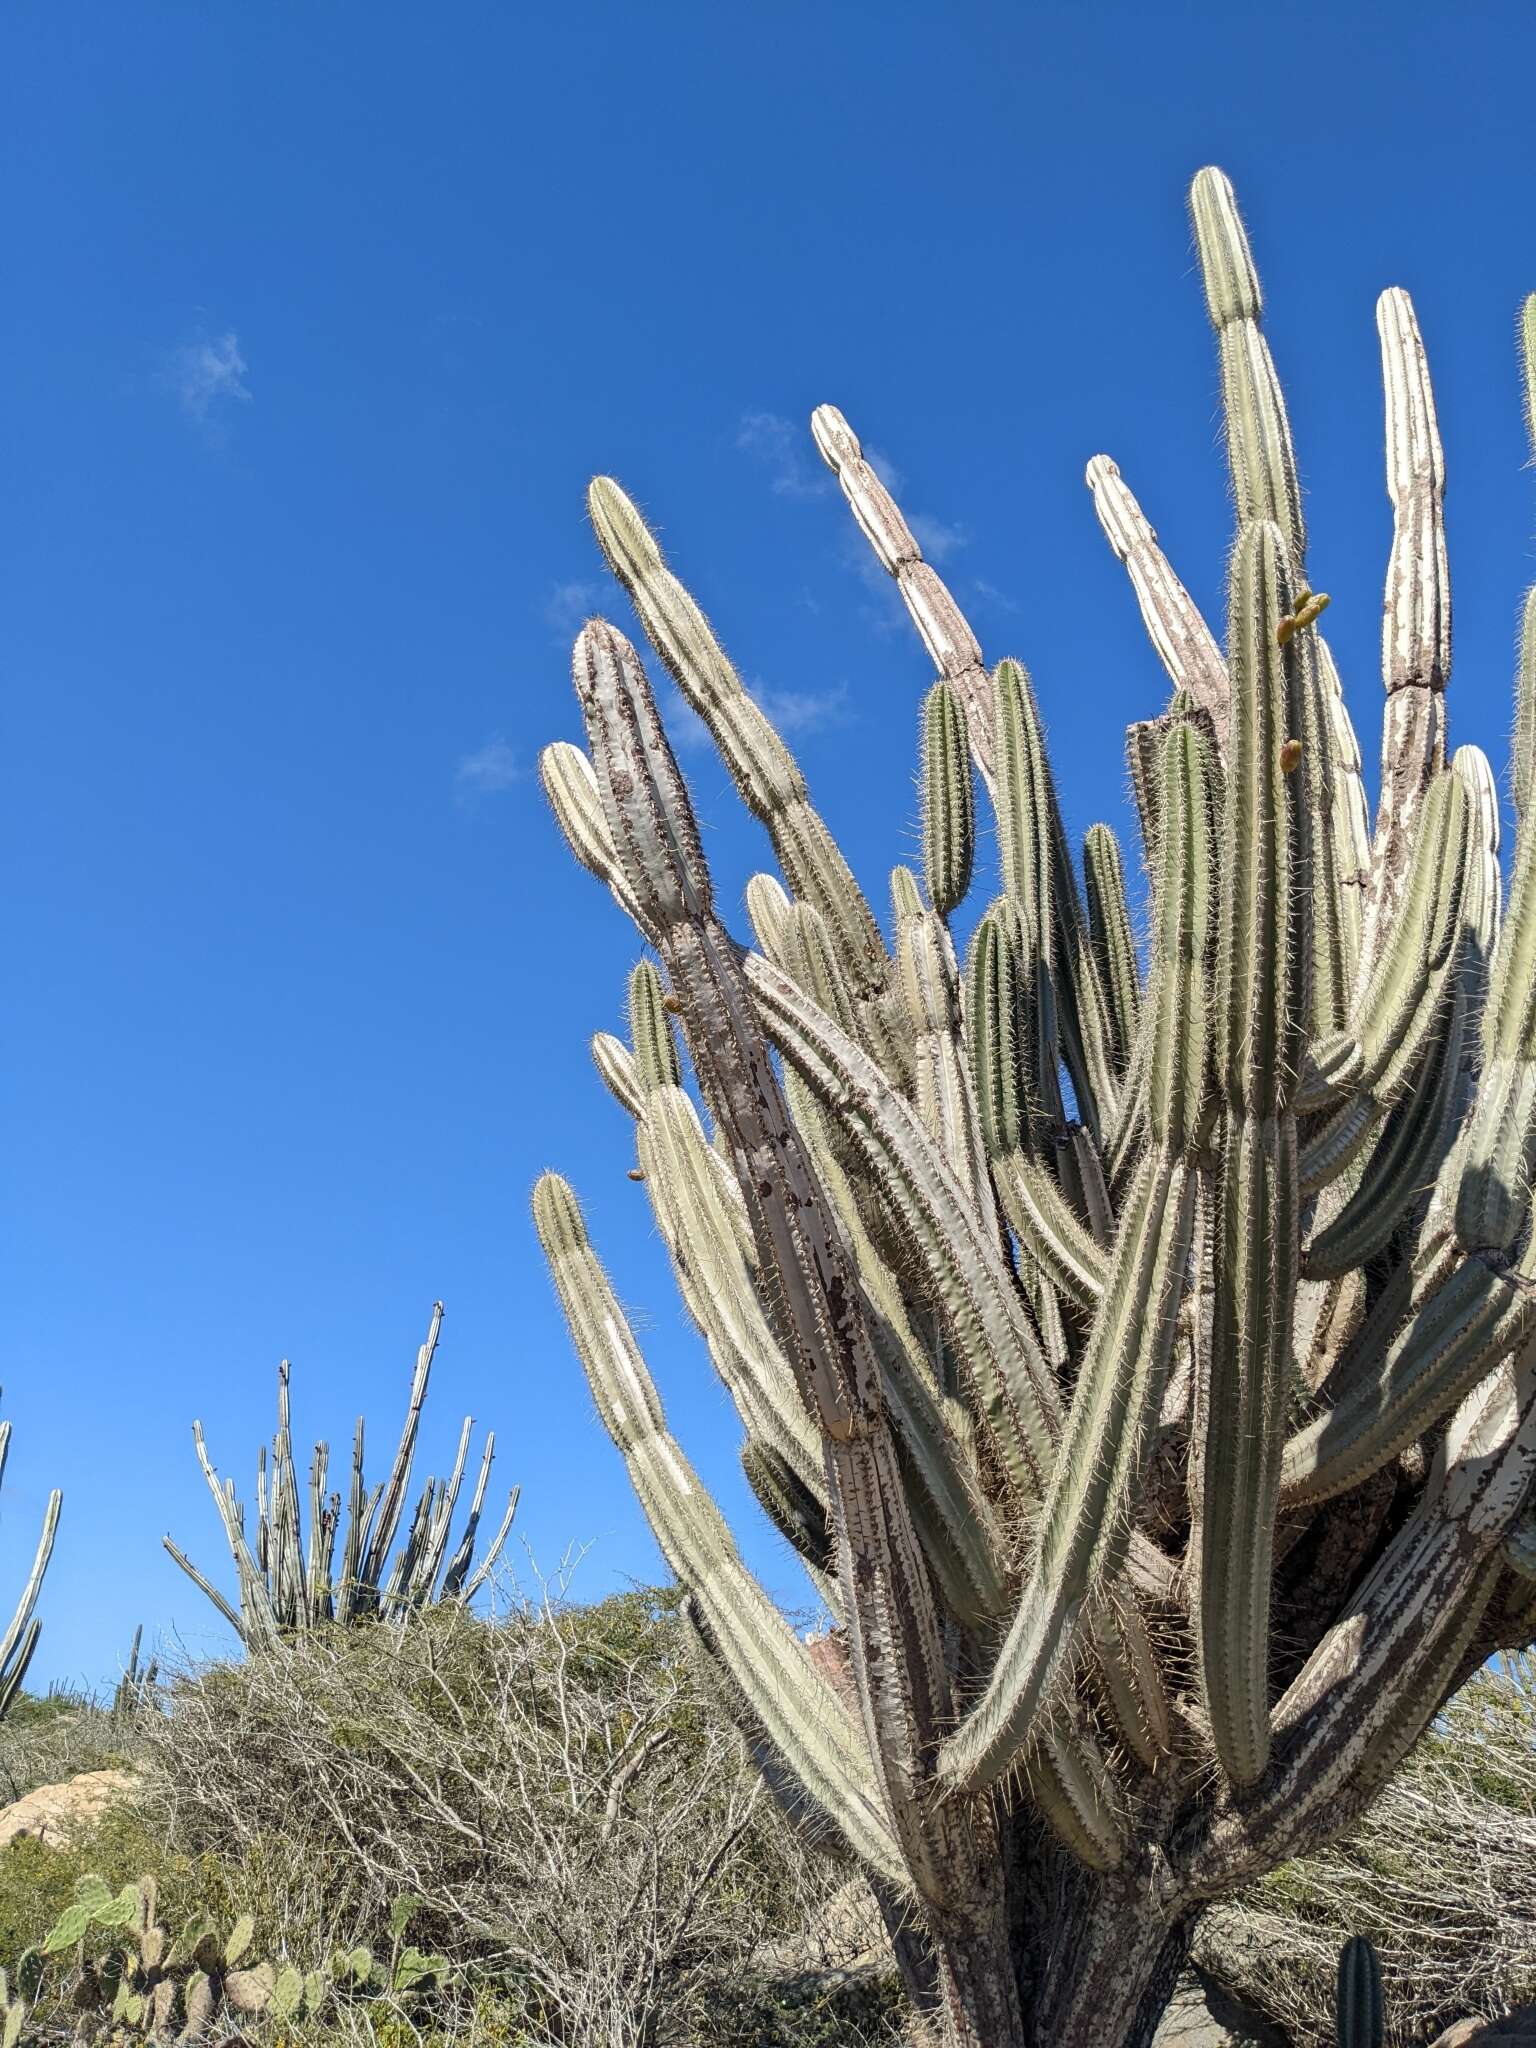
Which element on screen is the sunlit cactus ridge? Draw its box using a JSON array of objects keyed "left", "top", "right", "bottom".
[{"left": 531, "top": 166, "right": 1536, "bottom": 2048}]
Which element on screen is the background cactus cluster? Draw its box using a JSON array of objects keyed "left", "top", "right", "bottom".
[
  {"left": 533, "top": 167, "right": 1536, "bottom": 2046},
  {"left": 163, "top": 1304, "right": 518, "bottom": 1648}
]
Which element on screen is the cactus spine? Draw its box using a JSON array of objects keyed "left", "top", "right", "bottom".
[{"left": 533, "top": 172, "right": 1536, "bottom": 2047}]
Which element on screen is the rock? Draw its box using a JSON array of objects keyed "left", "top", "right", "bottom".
[
  {"left": 0, "top": 1768, "right": 137, "bottom": 1850},
  {"left": 1431, "top": 2009, "right": 1536, "bottom": 2046}
]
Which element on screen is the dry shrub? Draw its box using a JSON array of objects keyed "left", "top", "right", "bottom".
[
  {"left": 0, "top": 1687, "right": 146, "bottom": 1805},
  {"left": 134, "top": 1581, "right": 885, "bottom": 2047},
  {"left": 1196, "top": 1654, "right": 1536, "bottom": 2045}
]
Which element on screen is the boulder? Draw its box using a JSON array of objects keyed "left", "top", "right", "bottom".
[
  {"left": 0, "top": 1768, "right": 136, "bottom": 1850},
  {"left": 1431, "top": 2009, "right": 1536, "bottom": 2046}
]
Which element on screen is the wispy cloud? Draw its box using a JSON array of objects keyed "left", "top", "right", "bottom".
[
  {"left": 970, "top": 574, "right": 1022, "bottom": 615},
  {"left": 736, "top": 410, "right": 829, "bottom": 499},
  {"left": 909, "top": 512, "right": 968, "bottom": 565},
  {"left": 169, "top": 330, "right": 250, "bottom": 432},
  {"left": 544, "top": 579, "right": 605, "bottom": 638},
  {"left": 660, "top": 676, "right": 852, "bottom": 756},
  {"left": 455, "top": 737, "right": 523, "bottom": 797},
  {"left": 752, "top": 679, "right": 851, "bottom": 736}
]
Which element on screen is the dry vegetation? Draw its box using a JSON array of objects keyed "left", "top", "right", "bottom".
[
  {"left": 0, "top": 1587, "right": 901, "bottom": 2048},
  {"left": 0, "top": 1618, "right": 1531, "bottom": 2046}
]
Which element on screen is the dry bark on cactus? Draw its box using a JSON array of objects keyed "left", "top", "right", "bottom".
[
  {"left": 532, "top": 169, "right": 1536, "bottom": 2048},
  {"left": 164, "top": 1305, "right": 518, "bottom": 1648}
]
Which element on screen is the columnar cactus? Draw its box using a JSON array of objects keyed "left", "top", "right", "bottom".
[
  {"left": 0, "top": 1400, "right": 61, "bottom": 1720},
  {"left": 532, "top": 171, "right": 1536, "bottom": 2047},
  {"left": 165, "top": 1306, "right": 518, "bottom": 1648}
]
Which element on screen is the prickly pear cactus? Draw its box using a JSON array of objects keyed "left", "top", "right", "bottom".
[
  {"left": 24, "top": 1874, "right": 447, "bottom": 2043},
  {"left": 534, "top": 170, "right": 1536, "bottom": 2048}
]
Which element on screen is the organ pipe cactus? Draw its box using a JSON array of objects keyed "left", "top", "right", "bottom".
[
  {"left": 165, "top": 1306, "right": 518, "bottom": 1648},
  {"left": 532, "top": 171, "right": 1536, "bottom": 2048},
  {"left": 0, "top": 1398, "right": 61, "bottom": 1720}
]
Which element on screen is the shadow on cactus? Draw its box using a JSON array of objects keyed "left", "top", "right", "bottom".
[
  {"left": 164, "top": 1305, "right": 519, "bottom": 1649},
  {"left": 532, "top": 167, "right": 1536, "bottom": 2048}
]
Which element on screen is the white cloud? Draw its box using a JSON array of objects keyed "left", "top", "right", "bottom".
[
  {"left": 864, "top": 444, "right": 904, "bottom": 495},
  {"left": 752, "top": 679, "right": 851, "bottom": 737},
  {"left": 909, "top": 512, "right": 968, "bottom": 565},
  {"left": 736, "top": 410, "right": 829, "bottom": 499},
  {"left": 170, "top": 331, "right": 250, "bottom": 426},
  {"left": 657, "top": 677, "right": 851, "bottom": 756},
  {"left": 455, "top": 738, "right": 523, "bottom": 795},
  {"left": 970, "top": 575, "right": 1022, "bottom": 615},
  {"left": 544, "top": 579, "right": 605, "bottom": 636}
]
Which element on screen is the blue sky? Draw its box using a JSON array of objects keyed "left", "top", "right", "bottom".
[{"left": 5, "top": 2, "right": 1536, "bottom": 1691}]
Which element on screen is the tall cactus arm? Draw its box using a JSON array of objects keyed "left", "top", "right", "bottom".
[
  {"left": 778, "top": 1062, "right": 1012, "bottom": 1628},
  {"left": 1189, "top": 169, "right": 1304, "bottom": 563},
  {"left": 188, "top": 1424, "right": 279, "bottom": 1650},
  {"left": 0, "top": 1488, "right": 60, "bottom": 1717},
  {"left": 629, "top": 959, "right": 683, "bottom": 1093},
  {"left": 1195, "top": 521, "right": 1309, "bottom": 1791},
  {"left": 1190, "top": 167, "right": 1371, "bottom": 884},
  {"left": 993, "top": 658, "right": 1121, "bottom": 1140},
  {"left": 570, "top": 619, "right": 1025, "bottom": 2025},
  {"left": 1186, "top": 1348, "right": 1536, "bottom": 1891},
  {"left": 992, "top": 1150, "right": 1109, "bottom": 1311},
  {"left": 439, "top": 1434, "right": 494, "bottom": 1595},
  {"left": 1513, "top": 298, "right": 1536, "bottom": 826},
  {"left": 455, "top": 1477, "right": 521, "bottom": 1604},
  {"left": 1082, "top": 823, "right": 1142, "bottom": 1078},
  {"left": 1361, "top": 290, "right": 1451, "bottom": 974},
  {"left": 1083, "top": 456, "right": 1229, "bottom": 753},
  {"left": 896, "top": 906, "right": 998, "bottom": 1237},
  {"left": 745, "top": 946, "right": 1062, "bottom": 1499},
  {"left": 940, "top": 717, "right": 1211, "bottom": 1796},
  {"left": 1516, "top": 590, "right": 1536, "bottom": 830},
  {"left": 540, "top": 740, "right": 648, "bottom": 930},
  {"left": 1300, "top": 767, "right": 1471, "bottom": 1115},
  {"left": 811, "top": 404, "right": 997, "bottom": 786},
  {"left": 1302, "top": 985, "right": 1469, "bottom": 1279},
  {"left": 358, "top": 1303, "right": 442, "bottom": 1591},
  {"left": 922, "top": 681, "right": 976, "bottom": 918},
  {"left": 161, "top": 1537, "right": 247, "bottom": 1641},
  {"left": 334, "top": 1418, "right": 370, "bottom": 1625},
  {"left": 940, "top": 1155, "right": 1194, "bottom": 1796},
  {"left": 1292, "top": 609, "right": 1356, "bottom": 1040},
  {"left": 636, "top": 1079, "right": 827, "bottom": 1500},
  {"left": 1279, "top": 1233, "right": 1536, "bottom": 1505},
  {"left": 591, "top": 1029, "right": 645, "bottom": 1118},
  {"left": 587, "top": 478, "right": 887, "bottom": 1003},
  {"left": 1451, "top": 673, "right": 1536, "bottom": 1257},
  {"left": 532, "top": 1172, "right": 904, "bottom": 1886}
]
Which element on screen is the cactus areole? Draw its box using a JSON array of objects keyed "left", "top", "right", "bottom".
[{"left": 533, "top": 170, "right": 1536, "bottom": 2048}]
